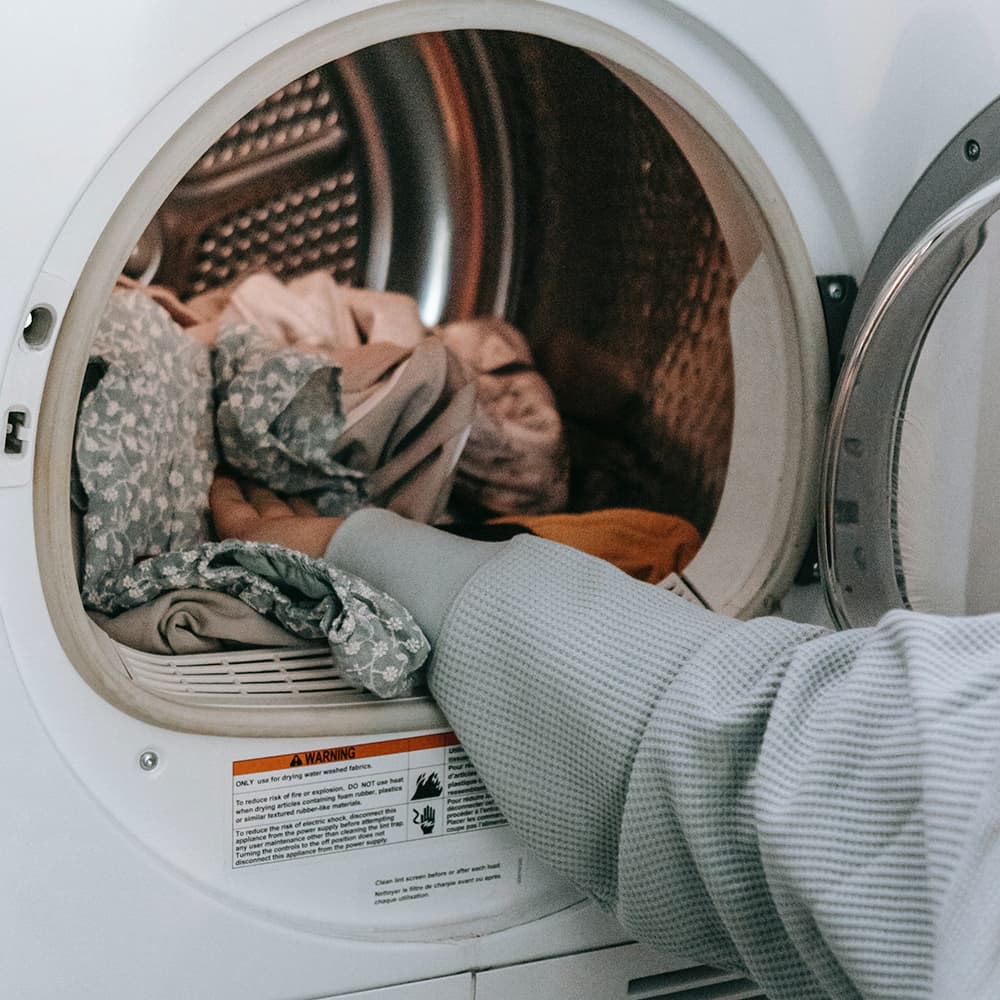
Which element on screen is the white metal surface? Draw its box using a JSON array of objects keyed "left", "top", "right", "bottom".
[{"left": 3, "top": 1, "right": 999, "bottom": 997}]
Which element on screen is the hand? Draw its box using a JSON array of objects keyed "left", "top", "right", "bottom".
[{"left": 209, "top": 472, "right": 344, "bottom": 559}]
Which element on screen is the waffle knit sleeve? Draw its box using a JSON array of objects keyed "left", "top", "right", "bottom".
[{"left": 326, "top": 510, "right": 1000, "bottom": 1000}]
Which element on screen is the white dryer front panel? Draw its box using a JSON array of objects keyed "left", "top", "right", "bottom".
[{"left": 4, "top": 3, "right": 1000, "bottom": 999}]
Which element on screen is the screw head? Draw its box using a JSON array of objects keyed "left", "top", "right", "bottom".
[
  {"left": 965, "top": 139, "right": 982, "bottom": 162},
  {"left": 827, "top": 280, "right": 845, "bottom": 302},
  {"left": 138, "top": 750, "right": 159, "bottom": 772}
]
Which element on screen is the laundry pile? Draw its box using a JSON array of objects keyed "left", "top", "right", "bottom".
[
  {"left": 141, "top": 270, "right": 571, "bottom": 520},
  {"left": 74, "top": 270, "right": 702, "bottom": 698},
  {"left": 75, "top": 289, "right": 429, "bottom": 698}
]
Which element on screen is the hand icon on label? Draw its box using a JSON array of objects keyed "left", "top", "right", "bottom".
[{"left": 413, "top": 804, "right": 436, "bottom": 835}]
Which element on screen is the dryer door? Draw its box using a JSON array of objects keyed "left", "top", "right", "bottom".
[{"left": 822, "top": 97, "right": 1000, "bottom": 627}]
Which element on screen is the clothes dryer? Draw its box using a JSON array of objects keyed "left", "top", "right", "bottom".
[{"left": 3, "top": 2, "right": 1000, "bottom": 998}]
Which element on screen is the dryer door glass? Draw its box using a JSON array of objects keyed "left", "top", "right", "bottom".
[{"left": 822, "top": 97, "right": 1000, "bottom": 626}]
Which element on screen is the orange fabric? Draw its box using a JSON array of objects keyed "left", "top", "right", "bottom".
[{"left": 489, "top": 508, "right": 701, "bottom": 585}]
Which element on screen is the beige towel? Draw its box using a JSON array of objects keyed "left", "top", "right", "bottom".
[
  {"left": 189, "top": 270, "right": 426, "bottom": 352},
  {"left": 90, "top": 588, "right": 312, "bottom": 655}
]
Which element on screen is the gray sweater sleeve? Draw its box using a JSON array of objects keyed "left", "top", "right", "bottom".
[{"left": 326, "top": 510, "right": 1000, "bottom": 1000}]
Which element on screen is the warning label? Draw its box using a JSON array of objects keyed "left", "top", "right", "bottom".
[{"left": 232, "top": 733, "right": 506, "bottom": 868}]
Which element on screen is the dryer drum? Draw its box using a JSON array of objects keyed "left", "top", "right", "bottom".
[
  {"left": 44, "top": 25, "right": 823, "bottom": 736},
  {"left": 99, "top": 33, "right": 736, "bottom": 712},
  {"left": 126, "top": 31, "right": 736, "bottom": 534}
]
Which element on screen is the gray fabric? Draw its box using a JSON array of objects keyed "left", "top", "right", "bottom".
[
  {"left": 74, "top": 289, "right": 216, "bottom": 605},
  {"left": 330, "top": 339, "right": 477, "bottom": 523},
  {"left": 90, "top": 588, "right": 311, "bottom": 656},
  {"left": 94, "top": 540, "right": 429, "bottom": 698},
  {"left": 325, "top": 515, "right": 1000, "bottom": 999},
  {"left": 213, "top": 323, "right": 368, "bottom": 517}
]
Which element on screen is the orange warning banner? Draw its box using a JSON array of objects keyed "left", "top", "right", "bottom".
[{"left": 233, "top": 732, "right": 460, "bottom": 776}]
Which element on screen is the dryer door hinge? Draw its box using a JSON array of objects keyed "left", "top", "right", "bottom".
[
  {"left": 817, "top": 274, "right": 858, "bottom": 388},
  {"left": 795, "top": 275, "right": 859, "bottom": 586}
]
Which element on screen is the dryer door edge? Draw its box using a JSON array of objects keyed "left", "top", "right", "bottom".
[{"left": 821, "top": 96, "right": 1000, "bottom": 627}]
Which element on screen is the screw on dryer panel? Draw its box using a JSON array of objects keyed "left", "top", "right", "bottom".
[
  {"left": 138, "top": 750, "right": 159, "bottom": 772},
  {"left": 965, "top": 139, "right": 982, "bottom": 161},
  {"left": 827, "top": 280, "right": 845, "bottom": 301}
]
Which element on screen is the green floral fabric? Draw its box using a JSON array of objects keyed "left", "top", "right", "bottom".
[
  {"left": 73, "top": 290, "right": 429, "bottom": 698},
  {"left": 105, "top": 541, "right": 429, "bottom": 698},
  {"left": 213, "top": 325, "right": 368, "bottom": 516},
  {"left": 74, "top": 289, "right": 217, "bottom": 601}
]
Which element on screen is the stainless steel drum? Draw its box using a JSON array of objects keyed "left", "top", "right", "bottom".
[{"left": 129, "top": 31, "right": 737, "bottom": 535}]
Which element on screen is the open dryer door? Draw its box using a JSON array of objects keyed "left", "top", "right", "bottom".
[{"left": 822, "top": 96, "right": 1000, "bottom": 627}]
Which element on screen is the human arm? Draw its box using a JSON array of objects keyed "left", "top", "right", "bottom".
[
  {"left": 327, "top": 510, "right": 1000, "bottom": 1000},
  {"left": 212, "top": 484, "right": 1000, "bottom": 1000}
]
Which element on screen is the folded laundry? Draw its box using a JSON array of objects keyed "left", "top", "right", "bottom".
[
  {"left": 92, "top": 541, "right": 429, "bottom": 699},
  {"left": 89, "top": 588, "right": 313, "bottom": 656},
  {"left": 74, "top": 289, "right": 429, "bottom": 697}
]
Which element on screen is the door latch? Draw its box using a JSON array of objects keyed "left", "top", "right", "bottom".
[{"left": 4, "top": 408, "right": 28, "bottom": 455}]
